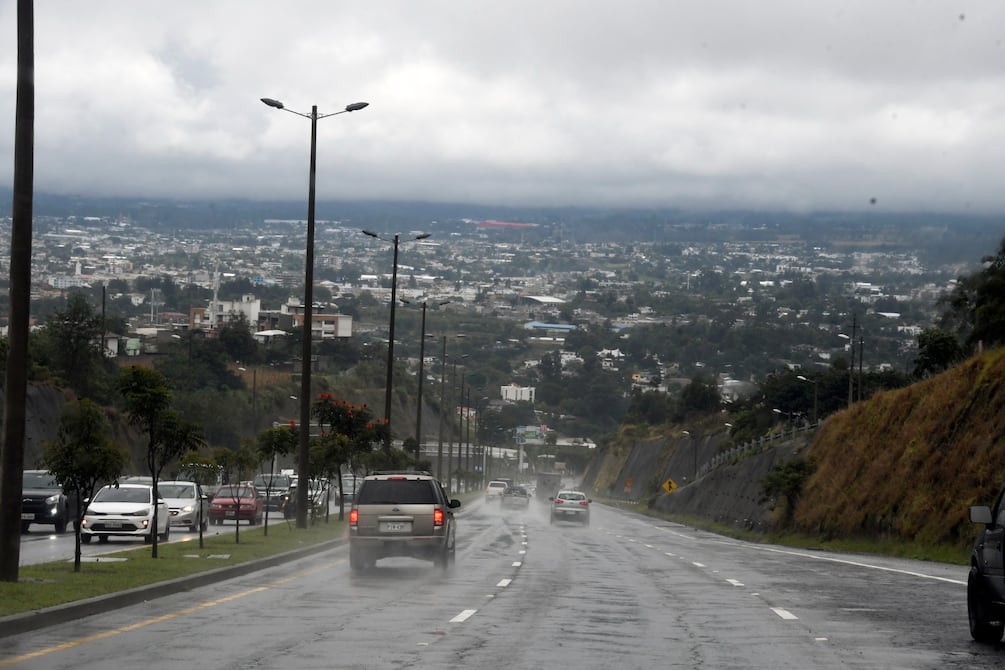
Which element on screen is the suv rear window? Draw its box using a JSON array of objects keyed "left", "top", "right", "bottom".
[{"left": 357, "top": 480, "right": 437, "bottom": 505}]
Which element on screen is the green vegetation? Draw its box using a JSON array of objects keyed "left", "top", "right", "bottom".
[
  {"left": 0, "top": 520, "right": 346, "bottom": 618},
  {"left": 793, "top": 346, "right": 1005, "bottom": 551}
]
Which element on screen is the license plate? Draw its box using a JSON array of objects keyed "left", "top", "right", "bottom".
[
  {"left": 21, "top": 513, "right": 33, "bottom": 521},
  {"left": 380, "top": 521, "right": 410, "bottom": 532},
  {"left": 105, "top": 520, "right": 122, "bottom": 528},
  {"left": 226, "top": 511, "right": 236, "bottom": 517}
]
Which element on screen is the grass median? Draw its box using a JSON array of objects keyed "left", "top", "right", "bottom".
[{"left": 1, "top": 517, "right": 347, "bottom": 618}]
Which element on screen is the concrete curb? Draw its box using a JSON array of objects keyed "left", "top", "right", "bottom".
[{"left": 0, "top": 538, "right": 345, "bottom": 640}]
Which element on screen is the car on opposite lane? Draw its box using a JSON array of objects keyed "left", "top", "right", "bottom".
[
  {"left": 20, "top": 469, "right": 77, "bottom": 534},
  {"left": 81, "top": 483, "right": 170, "bottom": 544},
  {"left": 208, "top": 484, "right": 264, "bottom": 525},
  {"left": 549, "top": 490, "right": 591, "bottom": 525},
  {"left": 159, "top": 480, "right": 209, "bottom": 532}
]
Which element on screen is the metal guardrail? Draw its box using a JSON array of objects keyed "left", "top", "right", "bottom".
[{"left": 699, "top": 420, "right": 822, "bottom": 478}]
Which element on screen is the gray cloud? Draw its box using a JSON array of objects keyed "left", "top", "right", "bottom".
[{"left": 1, "top": 1, "right": 1004, "bottom": 213}]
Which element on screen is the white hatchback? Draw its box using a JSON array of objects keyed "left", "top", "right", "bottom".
[{"left": 81, "top": 483, "right": 170, "bottom": 544}]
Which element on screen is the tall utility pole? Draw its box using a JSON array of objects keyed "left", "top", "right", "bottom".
[
  {"left": 0, "top": 0, "right": 34, "bottom": 583},
  {"left": 847, "top": 313, "right": 857, "bottom": 408},
  {"left": 362, "top": 231, "right": 430, "bottom": 453},
  {"left": 436, "top": 336, "right": 447, "bottom": 481}
]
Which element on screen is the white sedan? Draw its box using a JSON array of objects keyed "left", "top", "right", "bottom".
[{"left": 81, "top": 483, "right": 170, "bottom": 544}]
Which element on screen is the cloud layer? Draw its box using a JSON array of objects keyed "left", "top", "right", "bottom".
[{"left": 2, "top": 1, "right": 1004, "bottom": 213}]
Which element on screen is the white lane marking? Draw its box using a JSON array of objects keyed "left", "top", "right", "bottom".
[
  {"left": 730, "top": 543, "right": 966, "bottom": 585},
  {"left": 771, "top": 608, "right": 798, "bottom": 620},
  {"left": 692, "top": 562, "right": 706, "bottom": 568},
  {"left": 450, "top": 609, "right": 477, "bottom": 623},
  {"left": 512, "top": 561, "right": 522, "bottom": 567},
  {"left": 726, "top": 579, "right": 744, "bottom": 587},
  {"left": 664, "top": 552, "right": 676, "bottom": 557},
  {"left": 519, "top": 549, "right": 526, "bottom": 555},
  {"left": 645, "top": 544, "right": 654, "bottom": 549},
  {"left": 497, "top": 579, "right": 512, "bottom": 587}
]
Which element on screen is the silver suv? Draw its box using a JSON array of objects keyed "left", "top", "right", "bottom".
[{"left": 349, "top": 471, "right": 460, "bottom": 572}]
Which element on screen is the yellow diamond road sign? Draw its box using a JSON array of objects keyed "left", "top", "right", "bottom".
[{"left": 662, "top": 478, "right": 678, "bottom": 494}]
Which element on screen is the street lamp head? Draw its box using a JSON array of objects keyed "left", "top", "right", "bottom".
[
  {"left": 415, "top": 233, "right": 432, "bottom": 240},
  {"left": 345, "top": 102, "right": 369, "bottom": 112},
  {"left": 261, "top": 97, "right": 285, "bottom": 109},
  {"left": 362, "top": 229, "right": 378, "bottom": 238}
]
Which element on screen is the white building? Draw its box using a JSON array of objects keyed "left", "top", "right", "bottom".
[{"left": 501, "top": 383, "right": 535, "bottom": 403}]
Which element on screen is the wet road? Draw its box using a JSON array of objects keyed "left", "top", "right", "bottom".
[{"left": 2, "top": 502, "right": 998, "bottom": 669}]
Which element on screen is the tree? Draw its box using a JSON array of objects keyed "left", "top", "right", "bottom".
[
  {"left": 213, "top": 443, "right": 257, "bottom": 544},
  {"left": 35, "top": 292, "right": 106, "bottom": 399},
  {"left": 118, "top": 365, "right": 204, "bottom": 557},
  {"left": 761, "top": 458, "right": 816, "bottom": 526},
  {"left": 914, "top": 328, "right": 965, "bottom": 378},
  {"left": 940, "top": 236, "right": 1005, "bottom": 352},
  {"left": 255, "top": 425, "right": 298, "bottom": 533},
  {"left": 218, "top": 313, "right": 262, "bottom": 364},
  {"left": 311, "top": 395, "right": 383, "bottom": 520},
  {"left": 41, "top": 399, "right": 128, "bottom": 572}
]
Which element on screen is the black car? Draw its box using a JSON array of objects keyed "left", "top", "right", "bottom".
[
  {"left": 968, "top": 490, "right": 1005, "bottom": 642},
  {"left": 21, "top": 470, "right": 76, "bottom": 534}
]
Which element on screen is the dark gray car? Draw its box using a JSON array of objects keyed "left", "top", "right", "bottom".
[{"left": 20, "top": 470, "right": 76, "bottom": 534}]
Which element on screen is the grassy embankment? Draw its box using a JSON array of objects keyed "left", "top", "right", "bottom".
[
  {"left": 0, "top": 517, "right": 346, "bottom": 618},
  {"left": 592, "top": 347, "right": 1005, "bottom": 566}
]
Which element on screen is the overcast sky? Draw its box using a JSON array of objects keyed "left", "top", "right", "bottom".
[{"left": 2, "top": 2, "right": 1004, "bottom": 214}]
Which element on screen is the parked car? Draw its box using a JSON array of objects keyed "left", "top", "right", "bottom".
[
  {"left": 159, "top": 480, "right": 209, "bottom": 532},
  {"left": 349, "top": 471, "right": 460, "bottom": 571},
  {"left": 208, "top": 484, "right": 263, "bottom": 525},
  {"left": 484, "top": 480, "right": 509, "bottom": 502},
  {"left": 501, "top": 485, "right": 531, "bottom": 510},
  {"left": 549, "top": 490, "right": 591, "bottom": 525},
  {"left": 20, "top": 469, "right": 76, "bottom": 534},
  {"left": 969, "top": 493, "right": 1005, "bottom": 642},
  {"left": 81, "top": 483, "right": 170, "bottom": 544}
]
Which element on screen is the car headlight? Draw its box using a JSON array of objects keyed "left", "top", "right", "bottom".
[
  {"left": 181, "top": 505, "right": 194, "bottom": 513},
  {"left": 123, "top": 508, "right": 152, "bottom": 517},
  {"left": 45, "top": 494, "right": 60, "bottom": 505}
]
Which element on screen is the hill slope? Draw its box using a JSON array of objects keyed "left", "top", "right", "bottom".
[
  {"left": 795, "top": 347, "right": 1005, "bottom": 548},
  {"left": 586, "top": 348, "right": 1005, "bottom": 554}
]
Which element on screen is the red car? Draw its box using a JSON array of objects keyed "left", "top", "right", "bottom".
[{"left": 208, "top": 484, "right": 264, "bottom": 525}]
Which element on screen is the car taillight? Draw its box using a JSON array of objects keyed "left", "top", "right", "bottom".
[
  {"left": 434, "top": 509, "right": 444, "bottom": 527},
  {"left": 349, "top": 509, "right": 358, "bottom": 526},
  {"left": 579, "top": 500, "right": 589, "bottom": 506},
  {"left": 554, "top": 499, "right": 564, "bottom": 504}
]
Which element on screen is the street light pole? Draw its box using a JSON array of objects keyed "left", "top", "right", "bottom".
[
  {"left": 465, "top": 385, "right": 472, "bottom": 480},
  {"left": 261, "top": 96, "right": 367, "bottom": 528},
  {"left": 437, "top": 336, "right": 447, "bottom": 481},
  {"left": 362, "top": 230, "right": 431, "bottom": 453},
  {"left": 797, "top": 375, "right": 818, "bottom": 424},
  {"left": 403, "top": 300, "right": 449, "bottom": 463}
]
